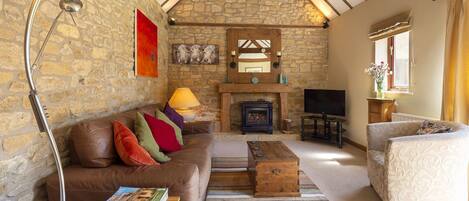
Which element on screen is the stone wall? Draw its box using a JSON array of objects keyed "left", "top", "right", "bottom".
[
  {"left": 168, "top": 0, "right": 328, "bottom": 131},
  {"left": 0, "top": 0, "right": 169, "bottom": 200}
]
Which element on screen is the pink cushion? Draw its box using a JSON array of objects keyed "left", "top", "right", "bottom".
[{"left": 144, "top": 113, "right": 182, "bottom": 153}]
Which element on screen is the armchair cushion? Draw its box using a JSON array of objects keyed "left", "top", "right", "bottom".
[
  {"left": 367, "top": 121, "right": 421, "bottom": 152},
  {"left": 416, "top": 120, "right": 453, "bottom": 135}
]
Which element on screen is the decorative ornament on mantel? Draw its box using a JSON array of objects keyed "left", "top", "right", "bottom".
[
  {"left": 365, "top": 62, "right": 392, "bottom": 99},
  {"left": 251, "top": 74, "right": 259, "bottom": 84}
]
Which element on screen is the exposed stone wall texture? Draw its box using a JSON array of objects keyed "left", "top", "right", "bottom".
[
  {"left": 0, "top": 0, "right": 169, "bottom": 200},
  {"left": 168, "top": 0, "right": 328, "bottom": 131}
]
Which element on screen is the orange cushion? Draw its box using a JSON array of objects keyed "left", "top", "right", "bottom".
[{"left": 113, "top": 121, "right": 158, "bottom": 166}]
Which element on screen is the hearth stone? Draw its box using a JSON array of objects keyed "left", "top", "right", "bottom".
[{"left": 241, "top": 101, "right": 273, "bottom": 134}]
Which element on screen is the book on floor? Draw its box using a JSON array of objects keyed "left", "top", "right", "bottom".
[{"left": 107, "top": 187, "right": 168, "bottom": 201}]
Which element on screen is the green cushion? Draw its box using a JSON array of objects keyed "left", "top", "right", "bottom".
[
  {"left": 156, "top": 109, "right": 183, "bottom": 145},
  {"left": 134, "top": 112, "right": 170, "bottom": 162}
]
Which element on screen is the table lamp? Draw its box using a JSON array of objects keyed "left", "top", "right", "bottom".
[{"left": 169, "top": 88, "right": 200, "bottom": 121}]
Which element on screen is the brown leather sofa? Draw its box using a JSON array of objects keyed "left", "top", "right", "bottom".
[{"left": 46, "top": 104, "right": 214, "bottom": 201}]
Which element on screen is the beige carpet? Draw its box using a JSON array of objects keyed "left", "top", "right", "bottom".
[{"left": 212, "top": 138, "right": 381, "bottom": 201}]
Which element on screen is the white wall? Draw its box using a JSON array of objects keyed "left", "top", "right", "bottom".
[{"left": 328, "top": 0, "right": 448, "bottom": 145}]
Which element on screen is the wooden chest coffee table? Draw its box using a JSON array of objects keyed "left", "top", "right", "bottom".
[{"left": 247, "top": 141, "right": 300, "bottom": 197}]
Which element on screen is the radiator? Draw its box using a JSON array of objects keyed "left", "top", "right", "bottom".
[{"left": 392, "top": 113, "right": 439, "bottom": 122}]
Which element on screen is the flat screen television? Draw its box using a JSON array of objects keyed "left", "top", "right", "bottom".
[{"left": 304, "top": 89, "right": 346, "bottom": 117}]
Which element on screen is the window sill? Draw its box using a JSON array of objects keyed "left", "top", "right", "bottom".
[{"left": 384, "top": 90, "right": 413, "bottom": 95}]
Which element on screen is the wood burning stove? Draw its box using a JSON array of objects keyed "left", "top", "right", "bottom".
[{"left": 241, "top": 101, "right": 273, "bottom": 134}]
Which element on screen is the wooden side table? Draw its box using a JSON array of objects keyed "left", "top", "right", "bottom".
[{"left": 367, "top": 98, "right": 396, "bottom": 123}]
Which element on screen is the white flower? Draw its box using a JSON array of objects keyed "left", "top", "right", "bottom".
[{"left": 364, "top": 62, "right": 390, "bottom": 81}]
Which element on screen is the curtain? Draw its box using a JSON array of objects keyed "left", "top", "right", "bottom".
[{"left": 442, "top": 0, "right": 469, "bottom": 124}]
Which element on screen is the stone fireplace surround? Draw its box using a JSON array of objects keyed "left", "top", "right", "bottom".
[{"left": 218, "top": 83, "right": 291, "bottom": 132}]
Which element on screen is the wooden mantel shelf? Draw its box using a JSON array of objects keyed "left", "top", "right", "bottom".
[
  {"left": 218, "top": 83, "right": 291, "bottom": 132},
  {"left": 219, "top": 83, "right": 292, "bottom": 93}
]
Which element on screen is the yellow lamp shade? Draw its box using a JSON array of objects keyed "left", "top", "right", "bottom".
[{"left": 168, "top": 88, "right": 201, "bottom": 109}]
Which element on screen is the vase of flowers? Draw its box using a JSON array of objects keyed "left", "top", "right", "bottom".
[{"left": 365, "top": 62, "right": 390, "bottom": 99}]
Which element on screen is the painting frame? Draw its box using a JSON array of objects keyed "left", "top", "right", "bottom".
[
  {"left": 172, "top": 44, "right": 219, "bottom": 65},
  {"left": 135, "top": 8, "right": 158, "bottom": 77}
]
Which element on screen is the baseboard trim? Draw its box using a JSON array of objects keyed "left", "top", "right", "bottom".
[{"left": 343, "top": 137, "right": 367, "bottom": 151}]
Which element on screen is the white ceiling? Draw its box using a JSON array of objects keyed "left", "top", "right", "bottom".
[{"left": 157, "top": 0, "right": 366, "bottom": 20}]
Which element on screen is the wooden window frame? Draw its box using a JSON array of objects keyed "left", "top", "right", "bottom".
[
  {"left": 385, "top": 33, "right": 410, "bottom": 91},
  {"left": 387, "top": 37, "right": 394, "bottom": 90}
]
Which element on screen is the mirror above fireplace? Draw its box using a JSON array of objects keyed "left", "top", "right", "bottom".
[
  {"left": 237, "top": 39, "right": 272, "bottom": 73},
  {"left": 227, "top": 28, "right": 281, "bottom": 83}
]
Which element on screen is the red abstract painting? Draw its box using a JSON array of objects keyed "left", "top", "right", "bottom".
[{"left": 135, "top": 9, "right": 158, "bottom": 77}]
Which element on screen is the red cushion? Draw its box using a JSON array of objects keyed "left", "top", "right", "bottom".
[
  {"left": 144, "top": 113, "right": 182, "bottom": 153},
  {"left": 113, "top": 121, "right": 158, "bottom": 166}
]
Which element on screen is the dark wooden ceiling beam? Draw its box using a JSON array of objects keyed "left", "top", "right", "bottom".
[
  {"left": 308, "top": 0, "right": 331, "bottom": 21},
  {"left": 342, "top": 0, "right": 353, "bottom": 9},
  {"left": 172, "top": 22, "right": 323, "bottom": 29},
  {"left": 162, "top": 0, "right": 181, "bottom": 12},
  {"left": 160, "top": 0, "right": 169, "bottom": 6},
  {"left": 323, "top": 0, "right": 341, "bottom": 16}
]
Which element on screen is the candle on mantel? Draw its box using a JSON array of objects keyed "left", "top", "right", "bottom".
[
  {"left": 231, "top": 50, "right": 236, "bottom": 56},
  {"left": 276, "top": 51, "right": 282, "bottom": 57}
]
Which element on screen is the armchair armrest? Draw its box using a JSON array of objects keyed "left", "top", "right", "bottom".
[
  {"left": 183, "top": 121, "right": 214, "bottom": 135},
  {"left": 367, "top": 121, "right": 421, "bottom": 151},
  {"left": 385, "top": 132, "right": 469, "bottom": 201}
]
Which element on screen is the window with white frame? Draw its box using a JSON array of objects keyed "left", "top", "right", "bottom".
[{"left": 374, "top": 31, "right": 411, "bottom": 91}]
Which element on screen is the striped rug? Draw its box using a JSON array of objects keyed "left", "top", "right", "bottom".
[{"left": 207, "top": 157, "right": 329, "bottom": 201}]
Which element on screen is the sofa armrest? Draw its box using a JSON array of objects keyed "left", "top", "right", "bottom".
[
  {"left": 367, "top": 121, "right": 421, "bottom": 151},
  {"left": 183, "top": 121, "right": 214, "bottom": 135},
  {"left": 385, "top": 132, "right": 469, "bottom": 201}
]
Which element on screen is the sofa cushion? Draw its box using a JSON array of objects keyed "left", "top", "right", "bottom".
[
  {"left": 71, "top": 116, "right": 117, "bottom": 168},
  {"left": 113, "top": 121, "right": 158, "bottom": 166},
  {"left": 164, "top": 103, "right": 184, "bottom": 130},
  {"left": 46, "top": 163, "right": 200, "bottom": 201},
  {"left": 135, "top": 112, "right": 170, "bottom": 163},
  {"left": 144, "top": 113, "right": 181, "bottom": 153},
  {"left": 71, "top": 109, "right": 140, "bottom": 168},
  {"left": 157, "top": 109, "right": 183, "bottom": 145}
]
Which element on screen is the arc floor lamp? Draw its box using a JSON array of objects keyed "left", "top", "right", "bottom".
[{"left": 24, "top": 0, "right": 83, "bottom": 200}]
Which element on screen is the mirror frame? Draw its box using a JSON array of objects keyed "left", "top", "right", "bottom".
[{"left": 227, "top": 28, "right": 281, "bottom": 83}]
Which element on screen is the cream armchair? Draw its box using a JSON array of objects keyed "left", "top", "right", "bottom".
[{"left": 367, "top": 121, "right": 469, "bottom": 201}]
